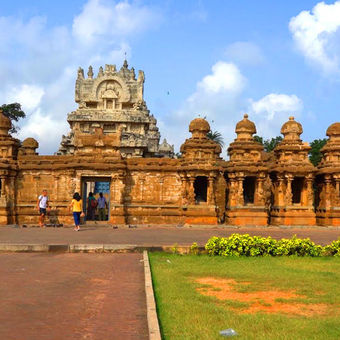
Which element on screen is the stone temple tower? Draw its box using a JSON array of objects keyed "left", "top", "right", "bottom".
[{"left": 57, "top": 61, "right": 174, "bottom": 158}]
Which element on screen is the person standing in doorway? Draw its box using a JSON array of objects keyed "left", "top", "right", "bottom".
[
  {"left": 69, "top": 192, "right": 84, "bottom": 231},
  {"left": 97, "top": 192, "right": 108, "bottom": 221},
  {"left": 37, "top": 190, "right": 49, "bottom": 228},
  {"left": 87, "top": 192, "right": 97, "bottom": 220}
]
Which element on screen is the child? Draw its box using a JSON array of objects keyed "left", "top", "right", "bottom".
[{"left": 69, "top": 192, "right": 84, "bottom": 231}]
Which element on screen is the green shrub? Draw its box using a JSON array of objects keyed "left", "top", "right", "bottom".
[
  {"left": 323, "top": 239, "right": 340, "bottom": 257},
  {"left": 205, "top": 234, "right": 334, "bottom": 257}
]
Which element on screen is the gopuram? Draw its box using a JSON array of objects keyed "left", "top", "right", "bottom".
[{"left": 0, "top": 61, "right": 339, "bottom": 226}]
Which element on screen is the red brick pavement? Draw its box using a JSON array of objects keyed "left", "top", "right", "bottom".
[
  {"left": 0, "top": 225, "right": 340, "bottom": 246},
  {"left": 0, "top": 253, "right": 148, "bottom": 340}
]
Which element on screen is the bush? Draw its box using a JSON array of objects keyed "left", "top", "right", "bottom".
[
  {"left": 205, "top": 234, "right": 337, "bottom": 257},
  {"left": 323, "top": 239, "right": 340, "bottom": 257}
]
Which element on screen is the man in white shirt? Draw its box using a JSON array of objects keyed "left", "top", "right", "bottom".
[{"left": 37, "top": 190, "right": 49, "bottom": 228}]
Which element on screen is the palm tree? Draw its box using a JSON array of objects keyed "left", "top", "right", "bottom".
[{"left": 207, "top": 130, "right": 225, "bottom": 148}]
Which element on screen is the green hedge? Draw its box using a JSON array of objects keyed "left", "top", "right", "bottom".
[{"left": 205, "top": 234, "right": 340, "bottom": 257}]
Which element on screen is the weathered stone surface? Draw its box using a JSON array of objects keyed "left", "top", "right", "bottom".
[
  {"left": 56, "top": 61, "right": 173, "bottom": 158},
  {"left": 0, "top": 62, "right": 338, "bottom": 227}
]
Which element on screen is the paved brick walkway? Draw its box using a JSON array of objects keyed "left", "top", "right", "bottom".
[
  {"left": 0, "top": 253, "right": 148, "bottom": 340},
  {"left": 0, "top": 225, "right": 340, "bottom": 246}
]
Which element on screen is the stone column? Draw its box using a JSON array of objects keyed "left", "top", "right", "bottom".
[
  {"left": 306, "top": 177, "right": 314, "bottom": 207},
  {"left": 159, "top": 177, "right": 164, "bottom": 203},
  {"left": 228, "top": 177, "right": 237, "bottom": 207},
  {"left": 188, "top": 176, "right": 195, "bottom": 204},
  {"left": 0, "top": 177, "right": 5, "bottom": 197},
  {"left": 255, "top": 175, "right": 265, "bottom": 206},
  {"left": 324, "top": 175, "right": 332, "bottom": 209},
  {"left": 207, "top": 176, "right": 215, "bottom": 205},
  {"left": 284, "top": 175, "right": 293, "bottom": 206},
  {"left": 236, "top": 176, "right": 244, "bottom": 206},
  {"left": 277, "top": 176, "right": 285, "bottom": 207},
  {"left": 335, "top": 177, "right": 340, "bottom": 206}
]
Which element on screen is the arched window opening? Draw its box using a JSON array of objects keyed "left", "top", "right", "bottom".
[
  {"left": 194, "top": 176, "right": 208, "bottom": 203},
  {"left": 292, "top": 177, "right": 304, "bottom": 204},
  {"left": 243, "top": 177, "right": 256, "bottom": 204}
]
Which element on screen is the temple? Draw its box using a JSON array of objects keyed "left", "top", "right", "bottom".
[{"left": 0, "top": 61, "right": 339, "bottom": 226}]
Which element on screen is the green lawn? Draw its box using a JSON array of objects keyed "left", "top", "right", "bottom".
[{"left": 149, "top": 253, "right": 340, "bottom": 340}]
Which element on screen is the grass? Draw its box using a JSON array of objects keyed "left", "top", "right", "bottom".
[{"left": 149, "top": 253, "right": 340, "bottom": 340}]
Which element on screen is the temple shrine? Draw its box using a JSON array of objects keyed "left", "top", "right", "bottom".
[{"left": 0, "top": 61, "right": 339, "bottom": 226}]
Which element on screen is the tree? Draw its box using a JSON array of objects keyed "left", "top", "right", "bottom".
[
  {"left": 207, "top": 130, "right": 225, "bottom": 148},
  {"left": 309, "top": 138, "right": 327, "bottom": 166},
  {"left": 1, "top": 103, "right": 26, "bottom": 134},
  {"left": 254, "top": 135, "right": 283, "bottom": 152}
]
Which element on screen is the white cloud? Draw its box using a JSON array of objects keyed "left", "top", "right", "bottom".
[
  {"left": 289, "top": 1, "right": 340, "bottom": 74},
  {"left": 249, "top": 93, "right": 303, "bottom": 138},
  {"left": 163, "top": 61, "right": 247, "bottom": 154},
  {"left": 163, "top": 62, "right": 303, "bottom": 153},
  {"left": 72, "top": 0, "right": 160, "bottom": 44},
  {"left": 197, "top": 61, "right": 246, "bottom": 94},
  {"left": 224, "top": 41, "right": 264, "bottom": 66},
  {"left": 18, "top": 109, "right": 68, "bottom": 153},
  {"left": 0, "top": 0, "right": 161, "bottom": 154},
  {"left": 5, "top": 85, "right": 45, "bottom": 111}
]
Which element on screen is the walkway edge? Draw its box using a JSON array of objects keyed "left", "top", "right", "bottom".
[{"left": 143, "top": 250, "right": 161, "bottom": 340}]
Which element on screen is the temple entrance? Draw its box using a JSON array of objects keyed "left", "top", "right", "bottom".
[
  {"left": 194, "top": 176, "right": 208, "bottom": 203},
  {"left": 292, "top": 177, "right": 304, "bottom": 204},
  {"left": 243, "top": 176, "right": 256, "bottom": 204},
  {"left": 81, "top": 177, "right": 111, "bottom": 222}
]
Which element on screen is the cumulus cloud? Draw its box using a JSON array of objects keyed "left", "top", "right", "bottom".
[
  {"left": 249, "top": 93, "right": 303, "bottom": 138},
  {"left": 73, "top": 0, "right": 160, "bottom": 44},
  {"left": 0, "top": 0, "right": 160, "bottom": 154},
  {"left": 289, "top": 1, "right": 340, "bottom": 74},
  {"left": 224, "top": 41, "right": 264, "bottom": 66},
  {"left": 4, "top": 85, "right": 45, "bottom": 111},
  {"left": 164, "top": 62, "right": 303, "bottom": 154}
]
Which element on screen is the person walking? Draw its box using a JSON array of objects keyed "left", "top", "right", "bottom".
[
  {"left": 37, "top": 190, "right": 50, "bottom": 228},
  {"left": 69, "top": 192, "right": 84, "bottom": 231},
  {"left": 87, "top": 192, "right": 97, "bottom": 221},
  {"left": 97, "top": 192, "right": 108, "bottom": 221}
]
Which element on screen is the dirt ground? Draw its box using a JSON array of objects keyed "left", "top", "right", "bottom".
[{"left": 196, "top": 277, "right": 329, "bottom": 317}]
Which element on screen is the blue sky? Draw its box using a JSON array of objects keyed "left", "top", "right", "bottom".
[{"left": 0, "top": 0, "right": 339, "bottom": 155}]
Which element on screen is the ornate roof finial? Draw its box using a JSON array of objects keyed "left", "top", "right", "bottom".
[
  {"left": 98, "top": 66, "right": 104, "bottom": 77},
  {"left": 87, "top": 66, "right": 93, "bottom": 79},
  {"left": 77, "top": 67, "right": 84, "bottom": 80},
  {"left": 123, "top": 59, "right": 128, "bottom": 69}
]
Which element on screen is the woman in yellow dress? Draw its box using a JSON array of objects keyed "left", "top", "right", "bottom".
[{"left": 69, "top": 192, "right": 84, "bottom": 231}]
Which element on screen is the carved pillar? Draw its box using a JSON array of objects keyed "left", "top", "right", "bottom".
[
  {"left": 255, "top": 175, "right": 265, "bottom": 206},
  {"left": 207, "top": 176, "right": 215, "bottom": 205},
  {"left": 159, "top": 177, "right": 164, "bottom": 203},
  {"left": 140, "top": 177, "right": 145, "bottom": 201},
  {"left": 306, "top": 177, "right": 314, "bottom": 207},
  {"left": 335, "top": 177, "right": 340, "bottom": 206},
  {"left": 228, "top": 177, "right": 237, "bottom": 207},
  {"left": 236, "top": 176, "right": 244, "bottom": 206},
  {"left": 324, "top": 175, "right": 332, "bottom": 209},
  {"left": 188, "top": 176, "right": 195, "bottom": 204},
  {"left": 284, "top": 175, "right": 293, "bottom": 206},
  {"left": 277, "top": 175, "right": 285, "bottom": 207},
  {"left": 0, "top": 177, "right": 5, "bottom": 197}
]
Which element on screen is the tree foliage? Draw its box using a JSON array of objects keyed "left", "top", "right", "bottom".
[
  {"left": 1, "top": 103, "right": 26, "bottom": 134},
  {"left": 309, "top": 138, "right": 327, "bottom": 166},
  {"left": 254, "top": 135, "right": 283, "bottom": 152},
  {"left": 207, "top": 130, "right": 225, "bottom": 147}
]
